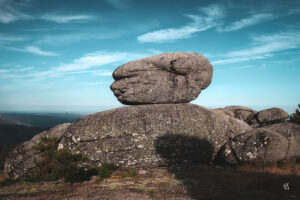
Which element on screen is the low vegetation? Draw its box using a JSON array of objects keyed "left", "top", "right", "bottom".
[{"left": 27, "top": 136, "right": 116, "bottom": 183}]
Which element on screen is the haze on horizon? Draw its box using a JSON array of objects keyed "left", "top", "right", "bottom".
[{"left": 0, "top": 0, "right": 299, "bottom": 114}]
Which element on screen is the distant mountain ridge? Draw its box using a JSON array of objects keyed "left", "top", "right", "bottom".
[
  {"left": 0, "top": 112, "right": 84, "bottom": 146},
  {"left": 0, "top": 115, "right": 30, "bottom": 126},
  {"left": 0, "top": 113, "right": 83, "bottom": 127}
]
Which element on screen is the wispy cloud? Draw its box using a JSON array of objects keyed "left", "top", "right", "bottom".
[
  {"left": 212, "top": 30, "right": 300, "bottom": 65},
  {"left": 0, "top": 66, "right": 33, "bottom": 74},
  {"left": 0, "top": 35, "right": 25, "bottom": 44},
  {"left": 137, "top": 4, "right": 224, "bottom": 43},
  {"left": 0, "top": 0, "right": 33, "bottom": 24},
  {"left": 36, "top": 32, "right": 120, "bottom": 45},
  {"left": 6, "top": 46, "right": 59, "bottom": 56},
  {"left": 40, "top": 14, "right": 95, "bottom": 23},
  {"left": 0, "top": 0, "right": 95, "bottom": 24},
  {"left": 0, "top": 50, "right": 155, "bottom": 80},
  {"left": 287, "top": 7, "right": 300, "bottom": 15},
  {"left": 56, "top": 51, "right": 148, "bottom": 72},
  {"left": 225, "top": 31, "right": 300, "bottom": 57},
  {"left": 212, "top": 54, "right": 272, "bottom": 65},
  {"left": 218, "top": 13, "right": 274, "bottom": 32}
]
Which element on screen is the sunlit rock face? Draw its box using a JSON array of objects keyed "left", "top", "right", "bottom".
[
  {"left": 60, "top": 104, "right": 251, "bottom": 168},
  {"left": 110, "top": 52, "right": 213, "bottom": 105}
]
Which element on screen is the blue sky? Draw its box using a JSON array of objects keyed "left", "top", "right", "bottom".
[{"left": 0, "top": 0, "right": 299, "bottom": 113}]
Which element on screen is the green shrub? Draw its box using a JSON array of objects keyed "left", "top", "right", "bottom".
[
  {"left": 291, "top": 104, "right": 300, "bottom": 124},
  {"left": 28, "top": 136, "right": 117, "bottom": 183},
  {"left": 92, "top": 162, "right": 117, "bottom": 179},
  {"left": 28, "top": 136, "right": 89, "bottom": 182},
  {"left": 122, "top": 170, "right": 137, "bottom": 178}
]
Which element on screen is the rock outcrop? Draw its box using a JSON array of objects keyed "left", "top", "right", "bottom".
[
  {"left": 216, "top": 122, "right": 300, "bottom": 165},
  {"left": 214, "top": 106, "right": 289, "bottom": 128},
  {"left": 60, "top": 104, "right": 251, "bottom": 168},
  {"left": 213, "top": 106, "right": 257, "bottom": 124},
  {"left": 4, "top": 123, "right": 70, "bottom": 180},
  {"left": 255, "top": 108, "right": 289, "bottom": 126},
  {"left": 110, "top": 52, "right": 213, "bottom": 105}
]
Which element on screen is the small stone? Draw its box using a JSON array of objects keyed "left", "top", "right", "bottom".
[{"left": 138, "top": 170, "right": 148, "bottom": 175}]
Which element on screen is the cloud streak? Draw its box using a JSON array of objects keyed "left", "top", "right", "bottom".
[
  {"left": 6, "top": 46, "right": 59, "bottom": 56},
  {"left": 0, "top": 0, "right": 33, "bottom": 24},
  {"left": 137, "top": 4, "right": 224, "bottom": 43},
  {"left": 0, "top": 35, "right": 25, "bottom": 43},
  {"left": 212, "top": 31, "right": 300, "bottom": 65},
  {"left": 218, "top": 13, "right": 274, "bottom": 32},
  {"left": 0, "top": 0, "right": 95, "bottom": 24},
  {"left": 0, "top": 51, "right": 154, "bottom": 80},
  {"left": 56, "top": 51, "right": 148, "bottom": 72},
  {"left": 40, "top": 14, "right": 95, "bottom": 23}
]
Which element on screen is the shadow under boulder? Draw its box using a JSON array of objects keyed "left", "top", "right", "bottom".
[{"left": 154, "top": 134, "right": 214, "bottom": 165}]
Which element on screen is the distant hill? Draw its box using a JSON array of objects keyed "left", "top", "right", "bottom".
[
  {"left": 0, "top": 124, "right": 49, "bottom": 145},
  {"left": 0, "top": 113, "right": 83, "bottom": 127},
  {"left": 0, "top": 115, "right": 29, "bottom": 126},
  {"left": 0, "top": 112, "right": 84, "bottom": 146}
]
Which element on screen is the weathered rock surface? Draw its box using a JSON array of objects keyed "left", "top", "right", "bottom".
[
  {"left": 214, "top": 106, "right": 289, "bottom": 128},
  {"left": 216, "top": 129, "right": 288, "bottom": 165},
  {"left": 216, "top": 122, "right": 300, "bottom": 165},
  {"left": 263, "top": 122, "right": 300, "bottom": 158},
  {"left": 110, "top": 52, "right": 213, "bottom": 105},
  {"left": 60, "top": 104, "right": 251, "bottom": 168},
  {"left": 4, "top": 123, "right": 70, "bottom": 180},
  {"left": 213, "top": 106, "right": 257, "bottom": 124},
  {"left": 256, "top": 108, "right": 289, "bottom": 126}
]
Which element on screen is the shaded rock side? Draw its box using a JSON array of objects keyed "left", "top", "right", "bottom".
[
  {"left": 4, "top": 123, "right": 71, "bottom": 180},
  {"left": 216, "top": 122, "right": 300, "bottom": 165},
  {"left": 110, "top": 52, "right": 213, "bottom": 105},
  {"left": 60, "top": 104, "right": 251, "bottom": 168}
]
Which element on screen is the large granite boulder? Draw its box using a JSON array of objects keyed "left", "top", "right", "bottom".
[
  {"left": 60, "top": 104, "right": 251, "bottom": 168},
  {"left": 110, "top": 52, "right": 213, "bottom": 105},
  {"left": 216, "top": 122, "right": 300, "bottom": 165},
  {"left": 4, "top": 123, "right": 70, "bottom": 180}
]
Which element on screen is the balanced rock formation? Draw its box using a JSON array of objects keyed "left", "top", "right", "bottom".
[
  {"left": 110, "top": 52, "right": 213, "bottom": 105},
  {"left": 59, "top": 104, "right": 251, "bottom": 168},
  {"left": 216, "top": 121, "right": 300, "bottom": 165},
  {"left": 4, "top": 123, "right": 70, "bottom": 180}
]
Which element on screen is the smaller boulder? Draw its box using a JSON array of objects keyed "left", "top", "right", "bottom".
[
  {"left": 216, "top": 128, "right": 289, "bottom": 165},
  {"left": 213, "top": 106, "right": 257, "bottom": 124},
  {"left": 256, "top": 108, "right": 289, "bottom": 126},
  {"left": 263, "top": 121, "right": 300, "bottom": 158}
]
